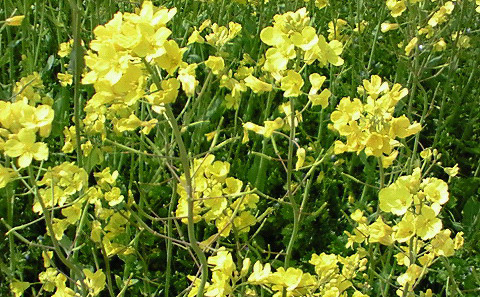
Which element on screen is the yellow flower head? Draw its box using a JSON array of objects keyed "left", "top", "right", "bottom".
[
  {"left": 205, "top": 56, "right": 225, "bottom": 75},
  {"left": 5, "top": 15, "right": 25, "bottom": 26},
  {"left": 280, "top": 70, "right": 304, "bottom": 97},
  {"left": 4, "top": 129, "right": 49, "bottom": 168}
]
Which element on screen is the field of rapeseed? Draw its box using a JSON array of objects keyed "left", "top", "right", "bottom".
[{"left": 1, "top": 0, "right": 479, "bottom": 296}]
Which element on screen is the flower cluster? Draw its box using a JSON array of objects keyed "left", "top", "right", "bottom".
[
  {"left": 260, "top": 8, "right": 343, "bottom": 75},
  {"left": 383, "top": 0, "right": 469, "bottom": 55},
  {"left": 176, "top": 155, "right": 259, "bottom": 237},
  {"left": 330, "top": 75, "right": 421, "bottom": 167},
  {"left": 188, "top": 248, "right": 368, "bottom": 297},
  {"left": 187, "top": 19, "right": 242, "bottom": 49},
  {"left": 245, "top": 252, "right": 367, "bottom": 297},
  {"left": 0, "top": 74, "right": 54, "bottom": 169},
  {"left": 85, "top": 167, "right": 134, "bottom": 257},
  {"left": 82, "top": 1, "right": 199, "bottom": 137},
  {"left": 188, "top": 248, "right": 249, "bottom": 297},
  {"left": 36, "top": 252, "right": 106, "bottom": 297},
  {"left": 61, "top": 125, "right": 93, "bottom": 156},
  {"left": 35, "top": 162, "right": 88, "bottom": 214},
  {"left": 346, "top": 168, "right": 463, "bottom": 296}
]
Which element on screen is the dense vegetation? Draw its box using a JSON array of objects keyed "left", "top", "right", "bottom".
[{"left": 1, "top": 0, "right": 479, "bottom": 296}]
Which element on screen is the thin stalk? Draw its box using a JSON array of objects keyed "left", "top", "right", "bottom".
[
  {"left": 5, "top": 159, "right": 15, "bottom": 281},
  {"left": 164, "top": 105, "right": 209, "bottom": 297},
  {"left": 1, "top": 219, "right": 54, "bottom": 250},
  {"left": 255, "top": 91, "right": 275, "bottom": 190},
  {"left": 283, "top": 97, "right": 300, "bottom": 297},
  {"left": 366, "top": 4, "right": 385, "bottom": 73},
  {"left": 165, "top": 182, "right": 177, "bottom": 297},
  {"left": 26, "top": 167, "right": 87, "bottom": 294},
  {"left": 100, "top": 241, "right": 116, "bottom": 297},
  {"left": 142, "top": 60, "right": 208, "bottom": 297},
  {"left": 379, "top": 157, "right": 385, "bottom": 189},
  {"left": 68, "top": 0, "right": 85, "bottom": 167}
]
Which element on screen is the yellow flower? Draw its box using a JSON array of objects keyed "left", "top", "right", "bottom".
[
  {"left": 155, "top": 40, "right": 185, "bottom": 75},
  {"left": 0, "top": 165, "right": 15, "bottom": 188},
  {"left": 187, "top": 29, "right": 204, "bottom": 45},
  {"left": 308, "top": 73, "right": 330, "bottom": 108},
  {"left": 280, "top": 70, "right": 304, "bottom": 97},
  {"left": 351, "top": 209, "right": 367, "bottom": 224},
  {"left": 379, "top": 182, "right": 413, "bottom": 215},
  {"left": 263, "top": 45, "right": 295, "bottom": 74},
  {"left": 393, "top": 212, "right": 415, "bottom": 242},
  {"left": 454, "top": 231, "right": 464, "bottom": 250},
  {"left": 57, "top": 72, "right": 73, "bottom": 87},
  {"left": 10, "top": 281, "right": 30, "bottom": 297},
  {"left": 227, "top": 22, "right": 242, "bottom": 40},
  {"left": 203, "top": 193, "right": 228, "bottom": 222},
  {"left": 83, "top": 269, "right": 106, "bottom": 296},
  {"left": 206, "top": 160, "right": 230, "bottom": 182},
  {"left": 363, "top": 75, "right": 388, "bottom": 100},
  {"left": 291, "top": 27, "right": 318, "bottom": 50},
  {"left": 90, "top": 220, "right": 103, "bottom": 243},
  {"left": 115, "top": 114, "right": 142, "bottom": 133},
  {"left": 381, "top": 22, "right": 399, "bottom": 33},
  {"left": 4, "top": 129, "right": 49, "bottom": 168},
  {"left": 51, "top": 218, "right": 70, "bottom": 240},
  {"left": 263, "top": 118, "right": 284, "bottom": 137},
  {"left": 428, "top": 1, "right": 455, "bottom": 27},
  {"left": 309, "top": 253, "right": 338, "bottom": 276},
  {"left": 61, "top": 203, "right": 82, "bottom": 224},
  {"left": 146, "top": 78, "right": 180, "bottom": 107},
  {"left": 327, "top": 19, "right": 348, "bottom": 41},
  {"left": 104, "top": 187, "right": 124, "bottom": 206},
  {"left": 317, "top": 35, "right": 344, "bottom": 66},
  {"left": 433, "top": 38, "right": 447, "bottom": 52},
  {"left": 386, "top": 0, "right": 406, "bottom": 17},
  {"left": 178, "top": 63, "right": 198, "bottom": 97},
  {"left": 397, "top": 264, "right": 423, "bottom": 292},
  {"left": 205, "top": 56, "right": 225, "bottom": 75},
  {"left": 244, "top": 75, "right": 272, "bottom": 93},
  {"left": 5, "top": 15, "right": 25, "bottom": 26},
  {"left": 415, "top": 205, "right": 442, "bottom": 240},
  {"left": 42, "top": 251, "right": 53, "bottom": 268},
  {"left": 233, "top": 211, "right": 256, "bottom": 233},
  {"left": 39, "top": 268, "right": 58, "bottom": 292},
  {"left": 248, "top": 261, "right": 271, "bottom": 284},
  {"left": 314, "top": 0, "right": 329, "bottom": 9},
  {"left": 364, "top": 132, "right": 389, "bottom": 157},
  {"left": 295, "top": 147, "right": 306, "bottom": 170},
  {"left": 431, "top": 229, "right": 455, "bottom": 257},
  {"left": 423, "top": 178, "right": 449, "bottom": 205},
  {"left": 269, "top": 267, "right": 304, "bottom": 292},
  {"left": 58, "top": 40, "right": 74, "bottom": 57},
  {"left": 368, "top": 216, "right": 394, "bottom": 245},
  {"left": 405, "top": 37, "right": 418, "bottom": 56},
  {"left": 260, "top": 26, "right": 288, "bottom": 47},
  {"left": 390, "top": 115, "right": 422, "bottom": 139},
  {"left": 444, "top": 164, "right": 459, "bottom": 177},
  {"left": 240, "top": 258, "right": 251, "bottom": 278}
]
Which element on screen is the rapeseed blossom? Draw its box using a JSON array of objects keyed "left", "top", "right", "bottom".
[
  {"left": 5, "top": 15, "right": 24, "bottom": 26},
  {"left": 176, "top": 155, "right": 259, "bottom": 237},
  {"left": 347, "top": 167, "right": 463, "bottom": 296},
  {"left": 331, "top": 75, "right": 421, "bottom": 167}
]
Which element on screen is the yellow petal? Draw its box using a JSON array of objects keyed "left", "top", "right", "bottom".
[
  {"left": 18, "top": 153, "right": 33, "bottom": 168},
  {"left": 309, "top": 88, "right": 331, "bottom": 108},
  {"left": 5, "top": 15, "right": 25, "bottom": 26}
]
